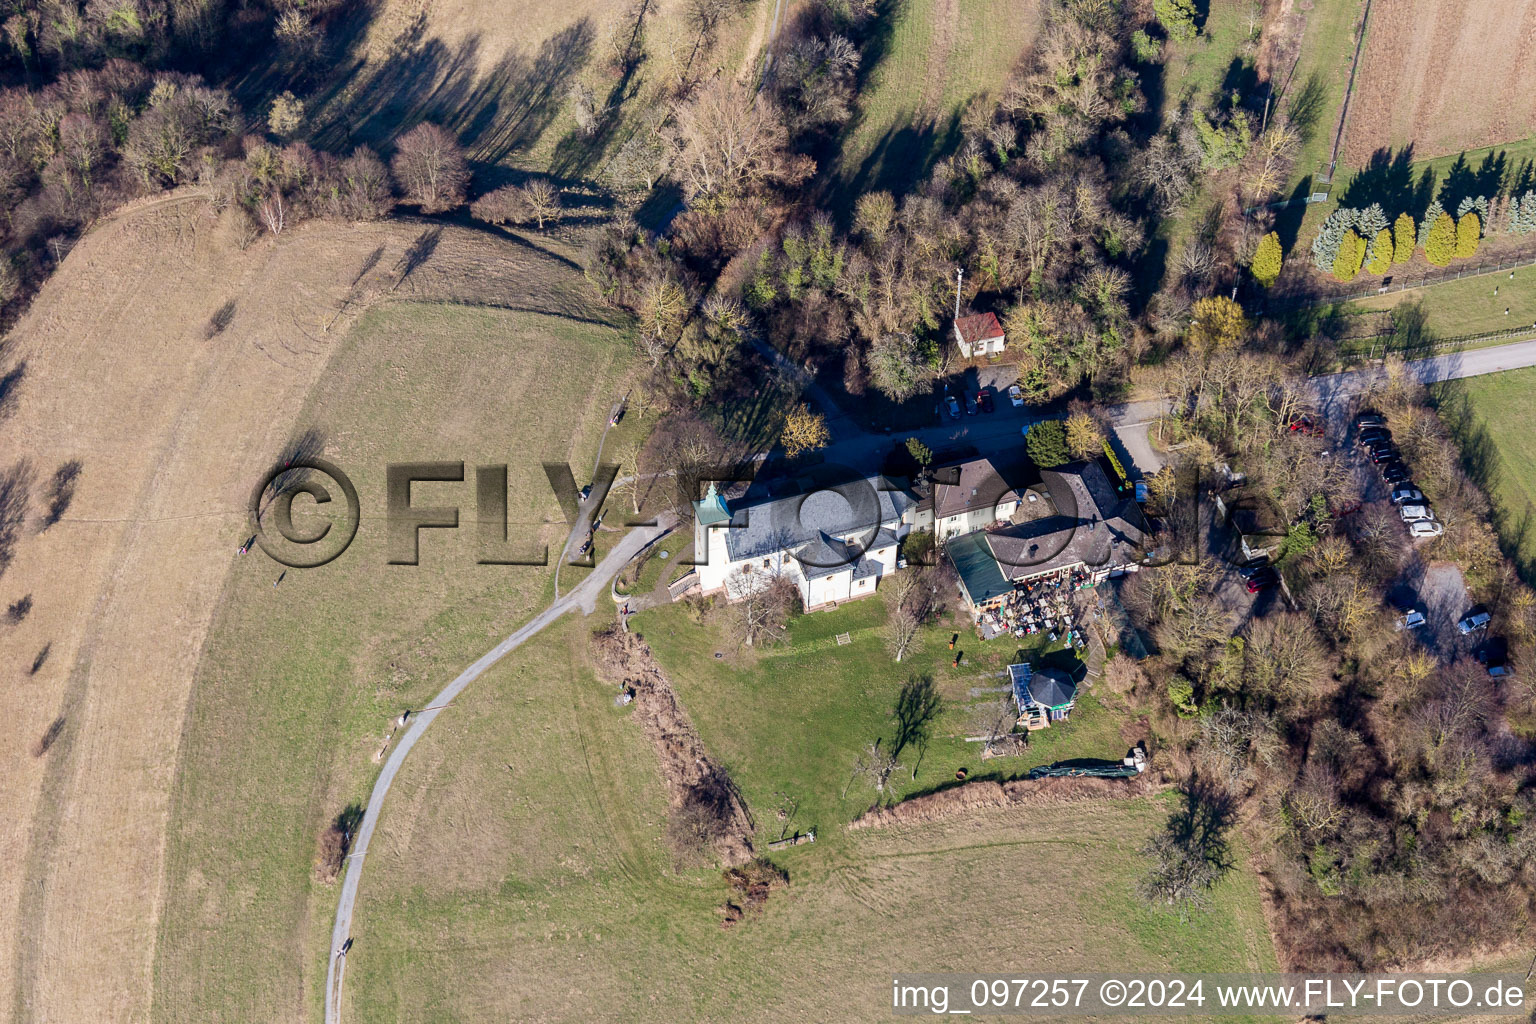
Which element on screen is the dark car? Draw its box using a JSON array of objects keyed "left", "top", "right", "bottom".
[
  {"left": 1355, "top": 411, "right": 1387, "bottom": 429},
  {"left": 1370, "top": 446, "right": 1400, "bottom": 464},
  {"left": 1382, "top": 462, "right": 1410, "bottom": 483},
  {"left": 963, "top": 392, "right": 977, "bottom": 415},
  {"left": 977, "top": 387, "right": 995, "bottom": 413},
  {"left": 1237, "top": 558, "right": 1271, "bottom": 579},
  {"left": 1358, "top": 429, "right": 1391, "bottom": 448},
  {"left": 1247, "top": 568, "right": 1279, "bottom": 593}
]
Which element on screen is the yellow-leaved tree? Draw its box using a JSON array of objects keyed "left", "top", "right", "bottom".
[
  {"left": 1188, "top": 296, "right": 1249, "bottom": 352},
  {"left": 1250, "top": 231, "right": 1283, "bottom": 286},
  {"left": 781, "top": 404, "right": 830, "bottom": 457}
]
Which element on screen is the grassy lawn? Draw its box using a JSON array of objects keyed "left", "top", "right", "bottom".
[
  {"left": 340, "top": 611, "right": 1280, "bottom": 1023},
  {"left": 1342, "top": 264, "right": 1536, "bottom": 339},
  {"left": 1144, "top": 0, "right": 1260, "bottom": 293},
  {"left": 1288, "top": 0, "right": 1366, "bottom": 182},
  {"left": 830, "top": 0, "right": 1042, "bottom": 210},
  {"left": 151, "top": 301, "right": 634, "bottom": 1023},
  {"left": 636, "top": 597, "right": 1126, "bottom": 851},
  {"left": 1159, "top": 0, "right": 1260, "bottom": 111},
  {"left": 614, "top": 531, "right": 691, "bottom": 597},
  {"left": 1435, "top": 367, "right": 1536, "bottom": 579}
]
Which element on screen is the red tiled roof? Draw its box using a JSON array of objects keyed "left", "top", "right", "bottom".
[{"left": 953, "top": 312, "right": 1004, "bottom": 346}]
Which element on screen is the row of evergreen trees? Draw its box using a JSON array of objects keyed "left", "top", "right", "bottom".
[{"left": 1308, "top": 189, "right": 1536, "bottom": 283}]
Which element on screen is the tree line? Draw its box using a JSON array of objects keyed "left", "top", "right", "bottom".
[
  {"left": 1305, "top": 187, "right": 1536, "bottom": 284},
  {"left": 1107, "top": 339, "right": 1536, "bottom": 966},
  {"left": 584, "top": 0, "right": 1187, "bottom": 418}
]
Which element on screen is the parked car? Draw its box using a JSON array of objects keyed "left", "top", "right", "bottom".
[
  {"left": 1237, "top": 557, "right": 1271, "bottom": 579},
  {"left": 946, "top": 395, "right": 960, "bottom": 419},
  {"left": 1399, "top": 504, "right": 1434, "bottom": 522},
  {"left": 1008, "top": 384, "right": 1024, "bottom": 407},
  {"left": 1396, "top": 609, "right": 1428, "bottom": 630},
  {"left": 1358, "top": 427, "right": 1391, "bottom": 445},
  {"left": 1332, "top": 499, "right": 1363, "bottom": 518},
  {"left": 1246, "top": 568, "right": 1279, "bottom": 594},
  {"left": 1390, "top": 487, "right": 1424, "bottom": 505},
  {"left": 1382, "top": 463, "right": 1410, "bottom": 483},
  {"left": 1370, "top": 446, "right": 1401, "bottom": 464},
  {"left": 977, "top": 387, "right": 995, "bottom": 413},
  {"left": 964, "top": 393, "right": 977, "bottom": 415},
  {"left": 1457, "top": 610, "right": 1492, "bottom": 634},
  {"left": 1408, "top": 519, "right": 1444, "bottom": 538},
  {"left": 1288, "top": 414, "right": 1324, "bottom": 436},
  {"left": 1355, "top": 411, "right": 1387, "bottom": 429},
  {"left": 1488, "top": 663, "right": 1515, "bottom": 678},
  {"left": 1134, "top": 480, "right": 1149, "bottom": 503}
]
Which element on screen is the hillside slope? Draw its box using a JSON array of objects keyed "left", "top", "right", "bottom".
[{"left": 0, "top": 198, "right": 623, "bottom": 1024}]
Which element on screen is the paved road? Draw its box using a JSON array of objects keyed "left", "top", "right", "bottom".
[
  {"left": 324, "top": 513, "right": 673, "bottom": 1024},
  {"left": 1312, "top": 337, "right": 1536, "bottom": 413},
  {"left": 797, "top": 341, "right": 1536, "bottom": 483}
]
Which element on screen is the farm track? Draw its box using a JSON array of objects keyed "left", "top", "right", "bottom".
[{"left": 324, "top": 516, "right": 673, "bottom": 1024}]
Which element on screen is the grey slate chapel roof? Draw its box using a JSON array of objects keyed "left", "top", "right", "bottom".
[{"left": 700, "top": 476, "right": 913, "bottom": 570}]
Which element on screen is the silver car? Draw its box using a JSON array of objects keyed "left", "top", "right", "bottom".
[
  {"left": 1408, "top": 520, "right": 1444, "bottom": 538},
  {"left": 1399, "top": 504, "right": 1434, "bottom": 523}
]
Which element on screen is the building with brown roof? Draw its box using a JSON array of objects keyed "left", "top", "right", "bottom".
[
  {"left": 930, "top": 454, "right": 1033, "bottom": 542},
  {"left": 952, "top": 312, "right": 1005, "bottom": 358},
  {"left": 946, "top": 460, "right": 1151, "bottom": 615}
]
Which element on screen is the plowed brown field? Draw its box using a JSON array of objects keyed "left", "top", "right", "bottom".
[{"left": 1344, "top": 0, "right": 1536, "bottom": 165}]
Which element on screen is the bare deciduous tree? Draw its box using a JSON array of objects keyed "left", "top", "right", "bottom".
[
  {"left": 390, "top": 123, "right": 468, "bottom": 214},
  {"left": 846, "top": 739, "right": 902, "bottom": 797},
  {"left": 882, "top": 569, "right": 931, "bottom": 662},
  {"left": 519, "top": 177, "right": 561, "bottom": 230},
  {"left": 727, "top": 566, "right": 799, "bottom": 647},
  {"left": 671, "top": 79, "right": 790, "bottom": 203},
  {"left": 256, "top": 191, "right": 285, "bottom": 234}
]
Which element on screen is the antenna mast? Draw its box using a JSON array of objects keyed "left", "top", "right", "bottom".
[{"left": 954, "top": 267, "right": 963, "bottom": 320}]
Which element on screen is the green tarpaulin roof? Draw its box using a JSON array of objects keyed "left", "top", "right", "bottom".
[{"left": 947, "top": 532, "right": 1011, "bottom": 605}]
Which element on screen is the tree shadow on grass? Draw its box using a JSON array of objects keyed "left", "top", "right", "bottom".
[
  {"left": 1284, "top": 70, "right": 1327, "bottom": 145},
  {"left": 1337, "top": 145, "right": 1428, "bottom": 213},
  {"left": 305, "top": 22, "right": 595, "bottom": 173},
  {"left": 1438, "top": 150, "right": 1512, "bottom": 211},
  {"left": 891, "top": 674, "right": 942, "bottom": 762},
  {"left": 1433, "top": 379, "right": 1536, "bottom": 586},
  {"left": 829, "top": 111, "right": 963, "bottom": 224}
]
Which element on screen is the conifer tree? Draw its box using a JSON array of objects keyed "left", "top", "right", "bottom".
[
  {"left": 1332, "top": 229, "right": 1366, "bottom": 281},
  {"left": 1365, "top": 227, "right": 1393, "bottom": 274},
  {"left": 1455, "top": 212, "right": 1480, "bottom": 259},
  {"left": 1250, "top": 231, "right": 1282, "bottom": 286},
  {"left": 1424, "top": 211, "right": 1458, "bottom": 266},
  {"left": 1392, "top": 212, "right": 1415, "bottom": 263}
]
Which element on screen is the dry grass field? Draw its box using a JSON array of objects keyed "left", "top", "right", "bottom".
[
  {"left": 0, "top": 196, "right": 637, "bottom": 1024},
  {"left": 310, "top": 0, "right": 769, "bottom": 184},
  {"left": 343, "top": 611, "right": 1280, "bottom": 1023},
  {"left": 1343, "top": 0, "right": 1536, "bottom": 166},
  {"left": 831, "top": 0, "right": 1042, "bottom": 205}
]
